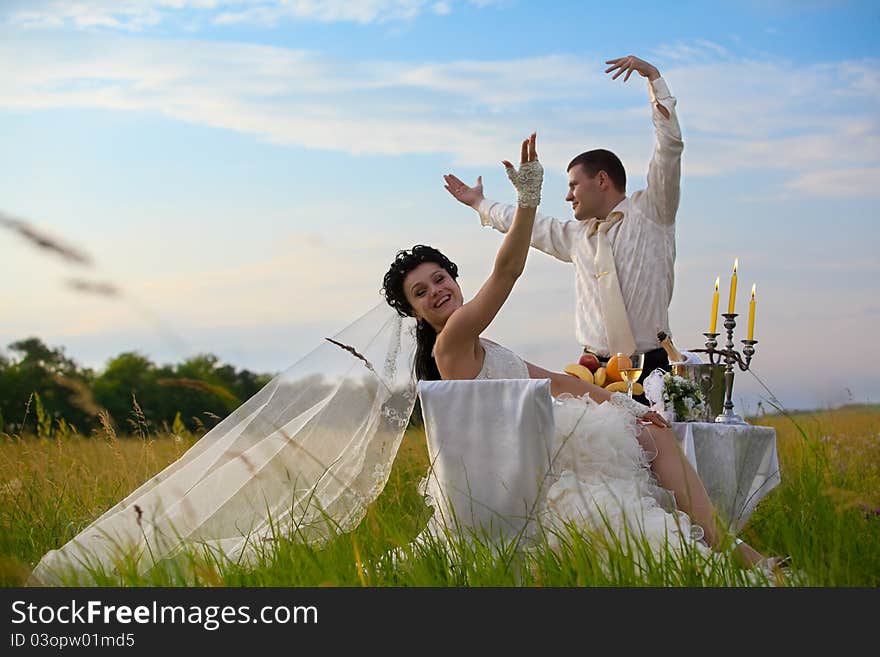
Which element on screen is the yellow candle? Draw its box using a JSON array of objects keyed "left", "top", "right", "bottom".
[
  {"left": 727, "top": 258, "right": 738, "bottom": 314},
  {"left": 747, "top": 284, "right": 756, "bottom": 340},
  {"left": 709, "top": 277, "right": 720, "bottom": 333}
]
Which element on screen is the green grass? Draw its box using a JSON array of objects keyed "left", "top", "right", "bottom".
[{"left": 2, "top": 406, "right": 878, "bottom": 586}]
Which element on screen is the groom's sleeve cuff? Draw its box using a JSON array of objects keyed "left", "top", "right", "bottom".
[
  {"left": 478, "top": 198, "right": 498, "bottom": 226},
  {"left": 648, "top": 77, "right": 672, "bottom": 104}
]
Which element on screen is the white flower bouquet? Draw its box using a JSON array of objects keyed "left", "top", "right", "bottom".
[{"left": 661, "top": 372, "right": 706, "bottom": 422}]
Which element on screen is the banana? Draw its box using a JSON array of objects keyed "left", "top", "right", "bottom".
[
  {"left": 594, "top": 366, "right": 606, "bottom": 387},
  {"left": 563, "top": 363, "right": 594, "bottom": 384},
  {"left": 603, "top": 381, "right": 644, "bottom": 395}
]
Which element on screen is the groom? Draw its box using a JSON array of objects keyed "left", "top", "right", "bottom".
[{"left": 444, "top": 55, "right": 682, "bottom": 402}]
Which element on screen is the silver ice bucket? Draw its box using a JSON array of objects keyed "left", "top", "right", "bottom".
[{"left": 671, "top": 363, "right": 726, "bottom": 422}]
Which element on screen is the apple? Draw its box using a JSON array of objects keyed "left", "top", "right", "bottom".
[{"left": 578, "top": 353, "right": 600, "bottom": 373}]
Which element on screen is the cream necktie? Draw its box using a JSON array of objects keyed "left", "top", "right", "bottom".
[{"left": 592, "top": 212, "right": 636, "bottom": 357}]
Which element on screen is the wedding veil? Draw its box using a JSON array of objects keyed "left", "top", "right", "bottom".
[{"left": 31, "top": 302, "right": 418, "bottom": 584}]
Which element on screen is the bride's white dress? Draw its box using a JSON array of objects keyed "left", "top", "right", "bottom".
[{"left": 420, "top": 338, "right": 706, "bottom": 560}]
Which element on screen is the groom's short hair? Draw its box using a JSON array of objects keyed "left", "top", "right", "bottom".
[{"left": 567, "top": 149, "right": 626, "bottom": 192}]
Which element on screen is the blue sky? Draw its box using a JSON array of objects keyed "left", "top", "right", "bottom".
[{"left": 1, "top": 0, "right": 878, "bottom": 412}]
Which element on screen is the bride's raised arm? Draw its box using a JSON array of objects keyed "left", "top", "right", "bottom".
[{"left": 435, "top": 133, "right": 542, "bottom": 361}]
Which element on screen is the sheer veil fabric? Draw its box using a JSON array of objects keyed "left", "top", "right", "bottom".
[{"left": 31, "top": 302, "right": 418, "bottom": 585}]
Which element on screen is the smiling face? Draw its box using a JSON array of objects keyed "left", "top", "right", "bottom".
[
  {"left": 403, "top": 261, "right": 463, "bottom": 331},
  {"left": 565, "top": 163, "right": 605, "bottom": 221}
]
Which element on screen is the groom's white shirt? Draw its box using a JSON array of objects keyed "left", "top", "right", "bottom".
[{"left": 477, "top": 77, "right": 683, "bottom": 357}]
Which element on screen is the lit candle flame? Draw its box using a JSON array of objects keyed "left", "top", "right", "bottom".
[
  {"left": 733, "top": 258, "right": 738, "bottom": 274},
  {"left": 751, "top": 283, "right": 756, "bottom": 299},
  {"left": 715, "top": 277, "right": 719, "bottom": 291}
]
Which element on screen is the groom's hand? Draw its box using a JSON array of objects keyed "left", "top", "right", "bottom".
[
  {"left": 444, "top": 174, "right": 484, "bottom": 210},
  {"left": 605, "top": 55, "right": 668, "bottom": 118},
  {"left": 604, "top": 55, "right": 660, "bottom": 82}
]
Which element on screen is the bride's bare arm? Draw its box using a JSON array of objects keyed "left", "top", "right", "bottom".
[
  {"left": 524, "top": 360, "right": 612, "bottom": 402},
  {"left": 524, "top": 359, "right": 670, "bottom": 428},
  {"left": 437, "top": 134, "right": 542, "bottom": 353}
]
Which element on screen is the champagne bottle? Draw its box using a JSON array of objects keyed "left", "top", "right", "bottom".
[{"left": 657, "top": 330, "right": 685, "bottom": 363}]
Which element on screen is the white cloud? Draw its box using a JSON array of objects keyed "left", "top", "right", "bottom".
[
  {"left": 212, "top": 1, "right": 429, "bottom": 26},
  {"left": 785, "top": 167, "right": 880, "bottom": 197},
  {"left": 5, "top": 1, "right": 167, "bottom": 31},
  {"left": 2, "top": 0, "right": 494, "bottom": 30},
  {"left": 1, "top": 30, "right": 879, "bottom": 199},
  {"left": 3, "top": 30, "right": 878, "bottom": 197},
  {"left": 0, "top": 26, "right": 880, "bottom": 197}
]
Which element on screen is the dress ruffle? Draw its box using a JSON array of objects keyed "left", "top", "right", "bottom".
[{"left": 541, "top": 394, "right": 705, "bottom": 558}]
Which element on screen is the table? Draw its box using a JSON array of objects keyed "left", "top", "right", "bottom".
[{"left": 671, "top": 422, "right": 781, "bottom": 532}]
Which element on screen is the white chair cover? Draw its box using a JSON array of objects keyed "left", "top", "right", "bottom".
[{"left": 417, "top": 378, "right": 555, "bottom": 542}]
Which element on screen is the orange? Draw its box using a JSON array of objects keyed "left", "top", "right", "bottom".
[{"left": 605, "top": 353, "right": 631, "bottom": 384}]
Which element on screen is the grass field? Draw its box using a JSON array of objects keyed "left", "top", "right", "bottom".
[{"left": 1, "top": 405, "right": 878, "bottom": 586}]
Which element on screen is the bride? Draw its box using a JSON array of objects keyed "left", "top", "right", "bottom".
[{"left": 30, "top": 134, "right": 768, "bottom": 586}]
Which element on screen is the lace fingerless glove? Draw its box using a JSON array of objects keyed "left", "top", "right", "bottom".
[
  {"left": 608, "top": 391, "right": 651, "bottom": 419},
  {"left": 504, "top": 160, "right": 543, "bottom": 208}
]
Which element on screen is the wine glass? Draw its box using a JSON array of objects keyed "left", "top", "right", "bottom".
[{"left": 617, "top": 353, "right": 646, "bottom": 399}]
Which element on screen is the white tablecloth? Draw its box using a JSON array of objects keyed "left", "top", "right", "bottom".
[{"left": 671, "top": 422, "right": 781, "bottom": 532}]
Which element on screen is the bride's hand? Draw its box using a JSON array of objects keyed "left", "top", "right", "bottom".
[
  {"left": 608, "top": 392, "right": 670, "bottom": 428},
  {"left": 502, "top": 132, "right": 543, "bottom": 208},
  {"left": 501, "top": 131, "right": 538, "bottom": 169},
  {"left": 641, "top": 410, "right": 670, "bottom": 428}
]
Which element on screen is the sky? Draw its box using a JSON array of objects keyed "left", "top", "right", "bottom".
[{"left": 1, "top": 0, "right": 878, "bottom": 413}]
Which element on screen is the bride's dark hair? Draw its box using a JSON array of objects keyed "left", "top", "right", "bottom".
[{"left": 381, "top": 245, "right": 459, "bottom": 381}]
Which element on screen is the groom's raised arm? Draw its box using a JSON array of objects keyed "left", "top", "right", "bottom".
[
  {"left": 605, "top": 55, "right": 684, "bottom": 231},
  {"left": 605, "top": 56, "right": 683, "bottom": 227},
  {"left": 444, "top": 173, "right": 577, "bottom": 263},
  {"left": 643, "top": 74, "right": 683, "bottom": 227},
  {"left": 478, "top": 200, "right": 578, "bottom": 263}
]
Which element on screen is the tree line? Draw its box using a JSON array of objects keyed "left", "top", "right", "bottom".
[{"left": 0, "top": 337, "right": 273, "bottom": 438}]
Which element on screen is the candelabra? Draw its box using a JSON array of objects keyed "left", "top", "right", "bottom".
[{"left": 693, "top": 313, "right": 757, "bottom": 424}]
